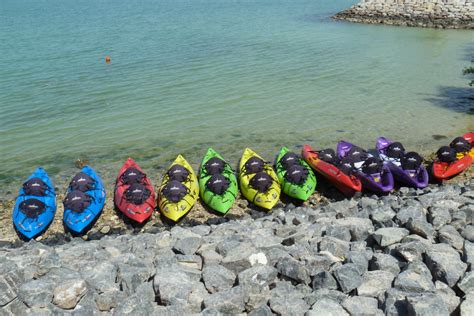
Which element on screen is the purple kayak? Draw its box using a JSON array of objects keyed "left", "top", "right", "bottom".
[
  {"left": 376, "top": 137, "right": 428, "bottom": 189},
  {"left": 337, "top": 140, "right": 394, "bottom": 194}
]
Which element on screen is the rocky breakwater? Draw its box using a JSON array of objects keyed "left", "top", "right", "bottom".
[
  {"left": 333, "top": 0, "right": 474, "bottom": 29},
  {"left": 0, "top": 179, "right": 474, "bottom": 315}
]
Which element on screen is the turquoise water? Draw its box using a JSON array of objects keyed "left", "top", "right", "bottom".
[{"left": 0, "top": 0, "right": 473, "bottom": 193}]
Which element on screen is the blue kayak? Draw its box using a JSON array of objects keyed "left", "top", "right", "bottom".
[
  {"left": 63, "top": 166, "right": 106, "bottom": 233},
  {"left": 12, "top": 167, "right": 57, "bottom": 239}
]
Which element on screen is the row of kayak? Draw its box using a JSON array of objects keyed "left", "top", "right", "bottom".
[{"left": 12, "top": 133, "right": 473, "bottom": 239}]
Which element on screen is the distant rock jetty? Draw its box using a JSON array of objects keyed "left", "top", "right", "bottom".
[{"left": 333, "top": 0, "right": 474, "bottom": 29}]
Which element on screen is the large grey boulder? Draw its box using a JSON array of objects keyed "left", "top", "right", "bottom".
[
  {"left": 312, "top": 271, "right": 338, "bottom": 290},
  {"left": 394, "top": 262, "right": 435, "bottom": 293},
  {"left": 333, "top": 217, "right": 374, "bottom": 241},
  {"left": 202, "top": 264, "right": 236, "bottom": 293},
  {"left": 461, "top": 292, "right": 474, "bottom": 316},
  {"left": 52, "top": 279, "right": 87, "bottom": 310},
  {"left": 372, "top": 227, "right": 409, "bottom": 247},
  {"left": 173, "top": 236, "right": 202, "bottom": 255},
  {"left": 461, "top": 225, "right": 474, "bottom": 242},
  {"left": 221, "top": 244, "right": 267, "bottom": 274},
  {"left": 370, "top": 253, "right": 400, "bottom": 276},
  {"left": 0, "top": 261, "right": 23, "bottom": 307},
  {"left": 435, "top": 281, "right": 460, "bottom": 314},
  {"left": 458, "top": 271, "right": 474, "bottom": 294},
  {"left": 406, "top": 218, "right": 435, "bottom": 240},
  {"left": 357, "top": 270, "right": 394, "bottom": 298},
  {"left": 276, "top": 257, "right": 311, "bottom": 285},
  {"left": 268, "top": 281, "right": 310, "bottom": 315},
  {"left": 425, "top": 243, "right": 467, "bottom": 287},
  {"left": 17, "top": 278, "right": 54, "bottom": 308},
  {"left": 81, "top": 262, "right": 118, "bottom": 293},
  {"left": 203, "top": 286, "right": 247, "bottom": 314},
  {"left": 394, "top": 240, "right": 428, "bottom": 263},
  {"left": 438, "top": 225, "right": 464, "bottom": 250},
  {"left": 396, "top": 205, "right": 426, "bottom": 225},
  {"left": 342, "top": 296, "right": 382, "bottom": 316},
  {"left": 333, "top": 263, "right": 363, "bottom": 293},
  {"left": 428, "top": 206, "right": 452, "bottom": 230},
  {"left": 306, "top": 298, "right": 349, "bottom": 316},
  {"left": 319, "top": 236, "right": 350, "bottom": 258},
  {"left": 406, "top": 293, "right": 449, "bottom": 316},
  {"left": 238, "top": 265, "right": 277, "bottom": 288}
]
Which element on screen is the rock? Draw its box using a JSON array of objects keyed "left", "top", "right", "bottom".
[
  {"left": 173, "top": 236, "right": 202, "bottom": 255},
  {"left": 307, "top": 298, "right": 349, "bottom": 316},
  {"left": 438, "top": 225, "right": 464, "bottom": 250},
  {"left": 383, "top": 288, "right": 411, "bottom": 316},
  {"left": 238, "top": 265, "right": 277, "bottom": 288},
  {"left": 202, "top": 265, "right": 236, "bottom": 294},
  {"left": 94, "top": 290, "right": 125, "bottom": 311},
  {"left": 100, "top": 225, "right": 111, "bottom": 234},
  {"left": 319, "top": 236, "right": 350, "bottom": 259},
  {"left": 428, "top": 206, "right": 451, "bottom": 230},
  {"left": 396, "top": 205, "right": 425, "bottom": 225},
  {"left": 116, "top": 258, "right": 155, "bottom": 294},
  {"left": 200, "top": 249, "right": 223, "bottom": 266},
  {"left": 276, "top": 257, "right": 311, "bottom": 285},
  {"left": 333, "top": 263, "right": 363, "bottom": 293},
  {"left": 394, "top": 262, "right": 435, "bottom": 293},
  {"left": 0, "top": 261, "right": 23, "bottom": 306},
  {"left": 176, "top": 254, "right": 203, "bottom": 270},
  {"left": 425, "top": 243, "right": 467, "bottom": 287},
  {"left": 464, "top": 240, "right": 474, "bottom": 270},
  {"left": 357, "top": 270, "right": 395, "bottom": 298},
  {"left": 248, "top": 304, "right": 274, "bottom": 316},
  {"left": 370, "top": 253, "right": 400, "bottom": 276},
  {"left": 268, "top": 281, "right": 309, "bottom": 315},
  {"left": 462, "top": 225, "right": 474, "bottom": 242},
  {"left": 333, "top": 217, "right": 374, "bottom": 241},
  {"left": 406, "top": 293, "right": 449, "bottom": 316},
  {"left": 372, "top": 227, "right": 409, "bottom": 247},
  {"left": 406, "top": 219, "right": 435, "bottom": 239},
  {"left": 203, "top": 286, "right": 247, "bottom": 314},
  {"left": 458, "top": 271, "right": 474, "bottom": 294},
  {"left": 312, "top": 271, "right": 338, "bottom": 290},
  {"left": 325, "top": 225, "right": 351, "bottom": 242},
  {"left": 461, "top": 292, "right": 474, "bottom": 316},
  {"left": 81, "top": 262, "right": 118, "bottom": 293},
  {"left": 435, "top": 281, "right": 460, "bottom": 314},
  {"left": 394, "top": 240, "right": 428, "bottom": 262},
  {"left": 221, "top": 244, "right": 262, "bottom": 274},
  {"left": 342, "top": 296, "right": 381, "bottom": 316},
  {"left": 17, "top": 279, "right": 54, "bottom": 308},
  {"left": 52, "top": 279, "right": 87, "bottom": 309},
  {"left": 347, "top": 251, "right": 369, "bottom": 273}
]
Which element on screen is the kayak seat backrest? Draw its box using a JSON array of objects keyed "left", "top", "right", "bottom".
[
  {"left": 121, "top": 167, "right": 145, "bottom": 185},
  {"left": 450, "top": 137, "right": 471, "bottom": 153},
  {"left": 167, "top": 165, "right": 189, "bottom": 182},
  {"left": 161, "top": 180, "right": 188, "bottom": 203},
  {"left": 361, "top": 157, "right": 383, "bottom": 175},
  {"left": 64, "top": 190, "right": 92, "bottom": 213},
  {"left": 23, "top": 178, "right": 48, "bottom": 196},
  {"left": 347, "top": 146, "right": 368, "bottom": 162},
  {"left": 206, "top": 174, "right": 230, "bottom": 195},
  {"left": 205, "top": 157, "right": 226, "bottom": 175},
  {"left": 436, "top": 146, "right": 457, "bottom": 163},
  {"left": 284, "top": 164, "right": 309, "bottom": 185},
  {"left": 244, "top": 157, "right": 265, "bottom": 174},
  {"left": 386, "top": 142, "right": 405, "bottom": 159},
  {"left": 280, "top": 152, "right": 299, "bottom": 169},
  {"left": 70, "top": 172, "right": 95, "bottom": 192},
  {"left": 249, "top": 172, "right": 273, "bottom": 193},
  {"left": 318, "top": 148, "right": 338, "bottom": 164},
  {"left": 124, "top": 183, "right": 151, "bottom": 205},
  {"left": 401, "top": 152, "right": 423, "bottom": 171},
  {"left": 19, "top": 198, "right": 46, "bottom": 218}
]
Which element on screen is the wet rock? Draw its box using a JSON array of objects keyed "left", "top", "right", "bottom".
[
  {"left": 307, "top": 298, "right": 349, "bottom": 316},
  {"left": 52, "top": 279, "right": 87, "bottom": 309},
  {"left": 312, "top": 271, "right": 338, "bottom": 290},
  {"left": 425, "top": 243, "right": 467, "bottom": 287},
  {"left": 435, "top": 281, "right": 460, "bottom": 314},
  {"left": 372, "top": 227, "right": 409, "bottom": 247},
  {"left": 357, "top": 270, "right": 395, "bottom": 298},
  {"left": 276, "top": 257, "right": 311, "bottom": 285},
  {"left": 342, "top": 296, "right": 381, "bottom": 316},
  {"left": 333, "top": 263, "right": 363, "bottom": 293},
  {"left": 438, "top": 225, "right": 464, "bottom": 250},
  {"left": 203, "top": 286, "right": 247, "bottom": 314},
  {"left": 202, "top": 264, "right": 236, "bottom": 294}
]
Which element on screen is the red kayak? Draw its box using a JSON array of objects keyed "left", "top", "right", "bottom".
[
  {"left": 302, "top": 144, "right": 362, "bottom": 197},
  {"left": 114, "top": 158, "right": 156, "bottom": 223},
  {"left": 432, "top": 132, "right": 473, "bottom": 180}
]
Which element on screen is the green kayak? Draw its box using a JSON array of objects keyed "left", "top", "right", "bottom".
[
  {"left": 199, "top": 148, "right": 238, "bottom": 214},
  {"left": 275, "top": 147, "right": 316, "bottom": 201}
]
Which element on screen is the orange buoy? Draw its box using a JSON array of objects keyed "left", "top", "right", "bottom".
[{"left": 105, "top": 56, "right": 111, "bottom": 63}]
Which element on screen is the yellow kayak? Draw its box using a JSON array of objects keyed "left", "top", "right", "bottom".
[
  {"left": 239, "top": 148, "right": 280, "bottom": 210},
  {"left": 158, "top": 155, "right": 199, "bottom": 222}
]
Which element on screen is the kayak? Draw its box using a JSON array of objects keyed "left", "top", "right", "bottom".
[
  {"left": 337, "top": 140, "right": 394, "bottom": 194},
  {"left": 275, "top": 147, "right": 316, "bottom": 201},
  {"left": 159, "top": 155, "right": 199, "bottom": 222},
  {"left": 12, "top": 167, "right": 57, "bottom": 239},
  {"left": 302, "top": 144, "right": 362, "bottom": 197},
  {"left": 432, "top": 132, "right": 473, "bottom": 180},
  {"left": 63, "top": 166, "right": 106, "bottom": 233},
  {"left": 198, "top": 148, "right": 238, "bottom": 214},
  {"left": 239, "top": 148, "right": 280, "bottom": 210},
  {"left": 114, "top": 158, "right": 156, "bottom": 223},
  {"left": 376, "top": 137, "right": 429, "bottom": 189}
]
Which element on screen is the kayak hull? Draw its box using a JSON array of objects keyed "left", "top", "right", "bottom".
[
  {"left": 239, "top": 148, "right": 280, "bottom": 210},
  {"left": 114, "top": 158, "right": 156, "bottom": 223},
  {"left": 12, "top": 168, "right": 57, "bottom": 239},
  {"left": 275, "top": 147, "right": 316, "bottom": 201},
  {"left": 337, "top": 141, "right": 394, "bottom": 194},
  {"left": 302, "top": 144, "right": 361, "bottom": 197},
  {"left": 199, "top": 148, "right": 237, "bottom": 214},
  {"left": 376, "top": 137, "right": 429, "bottom": 189},
  {"left": 159, "top": 155, "right": 199, "bottom": 222},
  {"left": 64, "top": 166, "right": 106, "bottom": 233},
  {"left": 432, "top": 132, "right": 473, "bottom": 180}
]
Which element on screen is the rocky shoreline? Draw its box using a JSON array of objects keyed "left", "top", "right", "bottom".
[
  {"left": 333, "top": 0, "right": 474, "bottom": 29},
  {"left": 1, "top": 175, "right": 474, "bottom": 314}
]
